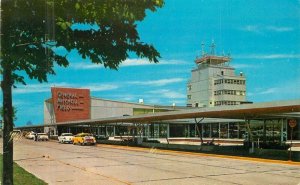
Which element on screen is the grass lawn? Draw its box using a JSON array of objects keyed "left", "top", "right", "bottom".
[{"left": 0, "top": 154, "right": 47, "bottom": 185}]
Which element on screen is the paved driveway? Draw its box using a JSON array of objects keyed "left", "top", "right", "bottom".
[{"left": 1, "top": 138, "right": 300, "bottom": 185}]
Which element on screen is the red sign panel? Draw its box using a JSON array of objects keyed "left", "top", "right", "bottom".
[{"left": 51, "top": 87, "right": 90, "bottom": 123}]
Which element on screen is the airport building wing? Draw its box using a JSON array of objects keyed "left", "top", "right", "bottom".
[{"left": 50, "top": 99, "right": 300, "bottom": 126}]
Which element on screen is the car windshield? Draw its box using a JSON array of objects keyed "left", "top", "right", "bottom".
[
  {"left": 62, "top": 133, "right": 73, "bottom": 136},
  {"left": 77, "top": 133, "right": 92, "bottom": 137}
]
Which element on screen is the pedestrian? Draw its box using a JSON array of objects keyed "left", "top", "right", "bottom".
[{"left": 34, "top": 133, "right": 38, "bottom": 141}]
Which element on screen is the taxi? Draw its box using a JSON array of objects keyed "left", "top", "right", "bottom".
[{"left": 72, "top": 133, "right": 96, "bottom": 145}]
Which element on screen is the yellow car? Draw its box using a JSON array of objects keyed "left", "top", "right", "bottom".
[{"left": 72, "top": 133, "right": 96, "bottom": 145}]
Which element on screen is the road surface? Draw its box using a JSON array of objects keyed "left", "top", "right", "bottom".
[{"left": 1, "top": 138, "right": 300, "bottom": 185}]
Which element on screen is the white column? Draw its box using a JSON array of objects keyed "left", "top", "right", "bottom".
[
  {"left": 157, "top": 124, "right": 160, "bottom": 138},
  {"left": 280, "top": 119, "right": 284, "bottom": 143},
  {"left": 228, "top": 123, "right": 230, "bottom": 138},
  {"left": 218, "top": 123, "right": 221, "bottom": 138},
  {"left": 201, "top": 124, "right": 204, "bottom": 138},
  {"left": 237, "top": 123, "right": 240, "bottom": 139},
  {"left": 209, "top": 123, "right": 212, "bottom": 138},
  {"left": 167, "top": 124, "right": 170, "bottom": 138}
]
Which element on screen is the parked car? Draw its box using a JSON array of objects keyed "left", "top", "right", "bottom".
[
  {"left": 25, "top": 132, "right": 36, "bottom": 139},
  {"left": 58, "top": 133, "right": 74, "bottom": 144},
  {"left": 37, "top": 133, "right": 49, "bottom": 141},
  {"left": 72, "top": 133, "right": 96, "bottom": 145}
]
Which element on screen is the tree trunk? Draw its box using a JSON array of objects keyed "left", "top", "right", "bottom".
[
  {"left": 2, "top": 67, "right": 14, "bottom": 185},
  {"left": 194, "top": 118, "right": 204, "bottom": 145},
  {"left": 195, "top": 123, "right": 204, "bottom": 144}
]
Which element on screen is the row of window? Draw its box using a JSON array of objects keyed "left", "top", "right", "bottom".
[
  {"left": 187, "top": 79, "right": 246, "bottom": 91},
  {"left": 215, "top": 101, "right": 240, "bottom": 106},
  {"left": 214, "top": 79, "right": 245, "bottom": 85},
  {"left": 214, "top": 90, "right": 246, "bottom": 96}
]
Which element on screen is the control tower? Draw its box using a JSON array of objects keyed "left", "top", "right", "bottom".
[{"left": 187, "top": 43, "right": 246, "bottom": 107}]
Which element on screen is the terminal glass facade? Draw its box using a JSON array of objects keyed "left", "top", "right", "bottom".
[{"left": 53, "top": 118, "right": 296, "bottom": 144}]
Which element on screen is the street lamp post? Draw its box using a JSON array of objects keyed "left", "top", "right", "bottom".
[{"left": 288, "top": 119, "right": 297, "bottom": 161}]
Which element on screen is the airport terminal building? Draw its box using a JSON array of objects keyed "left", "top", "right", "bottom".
[
  {"left": 38, "top": 51, "right": 300, "bottom": 144},
  {"left": 42, "top": 86, "right": 299, "bottom": 144}
]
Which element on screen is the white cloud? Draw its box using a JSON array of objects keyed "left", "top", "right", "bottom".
[
  {"left": 266, "top": 26, "right": 294, "bottom": 32},
  {"left": 235, "top": 54, "right": 300, "bottom": 60},
  {"left": 128, "top": 78, "right": 185, "bottom": 87},
  {"left": 241, "top": 25, "right": 260, "bottom": 33},
  {"left": 241, "top": 25, "right": 294, "bottom": 33},
  {"left": 12, "top": 82, "right": 119, "bottom": 94},
  {"left": 232, "top": 64, "right": 259, "bottom": 69},
  {"left": 148, "top": 89, "right": 186, "bottom": 99},
  {"left": 13, "top": 82, "right": 71, "bottom": 94},
  {"left": 248, "top": 78, "right": 300, "bottom": 101},
  {"left": 118, "top": 97, "right": 136, "bottom": 102},
  {"left": 258, "top": 88, "right": 278, "bottom": 95},
  {"left": 70, "top": 62, "right": 103, "bottom": 70},
  {"left": 145, "top": 98, "right": 163, "bottom": 105},
  {"left": 82, "top": 84, "right": 119, "bottom": 92},
  {"left": 69, "top": 58, "right": 188, "bottom": 70},
  {"left": 120, "top": 58, "right": 156, "bottom": 67},
  {"left": 160, "top": 59, "right": 188, "bottom": 65},
  {"left": 247, "top": 92, "right": 254, "bottom": 97}
]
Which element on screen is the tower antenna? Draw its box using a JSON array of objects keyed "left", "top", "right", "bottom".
[
  {"left": 201, "top": 42, "right": 205, "bottom": 56},
  {"left": 210, "top": 40, "right": 216, "bottom": 55}
]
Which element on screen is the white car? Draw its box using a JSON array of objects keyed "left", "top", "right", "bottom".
[
  {"left": 37, "top": 133, "right": 49, "bottom": 141},
  {"left": 58, "top": 133, "right": 74, "bottom": 144},
  {"left": 26, "top": 132, "right": 36, "bottom": 139}
]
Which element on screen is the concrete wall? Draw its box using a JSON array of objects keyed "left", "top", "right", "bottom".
[
  {"left": 44, "top": 97, "right": 155, "bottom": 123},
  {"left": 44, "top": 101, "right": 55, "bottom": 125},
  {"left": 91, "top": 98, "right": 154, "bottom": 119}
]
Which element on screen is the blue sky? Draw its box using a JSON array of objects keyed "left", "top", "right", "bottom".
[{"left": 3, "top": 0, "right": 300, "bottom": 126}]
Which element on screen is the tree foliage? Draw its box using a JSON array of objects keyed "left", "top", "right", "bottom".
[
  {"left": 1, "top": 0, "right": 163, "bottom": 85},
  {"left": 1, "top": 1, "right": 164, "bottom": 184}
]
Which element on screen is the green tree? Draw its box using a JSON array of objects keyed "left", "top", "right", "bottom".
[{"left": 0, "top": 0, "right": 164, "bottom": 184}]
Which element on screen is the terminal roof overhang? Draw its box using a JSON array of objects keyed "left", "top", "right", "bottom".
[{"left": 36, "top": 99, "right": 300, "bottom": 128}]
